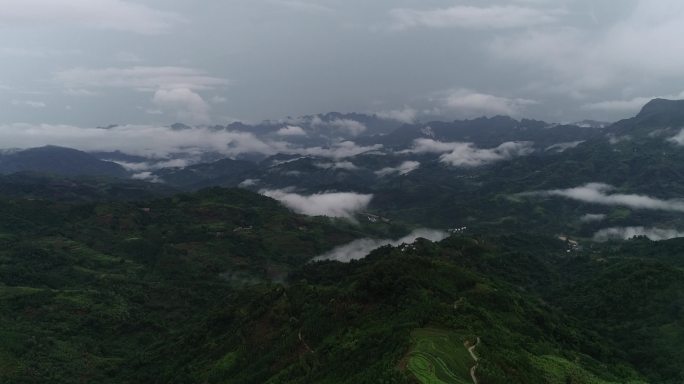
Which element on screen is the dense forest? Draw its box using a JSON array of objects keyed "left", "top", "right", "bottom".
[
  {"left": 5, "top": 0, "right": 684, "bottom": 381},
  {"left": 1, "top": 184, "right": 682, "bottom": 383},
  {"left": 3, "top": 100, "right": 684, "bottom": 383}
]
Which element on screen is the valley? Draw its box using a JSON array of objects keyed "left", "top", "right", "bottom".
[
  {"left": 5, "top": 2, "right": 684, "bottom": 382},
  {"left": 1, "top": 99, "right": 684, "bottom": 382}
]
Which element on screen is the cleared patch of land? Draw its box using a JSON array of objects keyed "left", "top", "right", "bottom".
[
  {"left": 406, "top": 328, "right": 473, "bottom": 384},
  {"left": 530, "top": 355, "right": 646, "bottom": 384}
]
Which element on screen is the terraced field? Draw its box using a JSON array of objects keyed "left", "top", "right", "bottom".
[
  {"left": 406, "top": 328, "right": 474, "bottom": 384},
  {"left": 530, "top": 356, "right": 647, "bottom": 384}
]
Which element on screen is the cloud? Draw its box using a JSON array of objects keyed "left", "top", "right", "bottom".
[
  {"left": 312, "top": 117, "right": 366, "bottom": 136},
  {"left": 440, "top": 89, "right": 537, "bottom": 117},
  {"left": 0, "top": 0, "right": 183, "bottom": 34},
  {"left": 389, "top": 5, "right": 558, "bottom": 30},
  {"left": 375, "top": 161, "right": 420, "bottom": 177},
  {"left": 406, "top": 139, "right": 534, "bottom": 167},
  {"left": 583, "top": 92, "right": 684, "bottom": 114},
  {"left": 271, "top": 0, "right": 334, "bottom": 13},
  {"left": 210, "top": 95, "right": 228, "bottom": 104},
  {"left": 607, "top": 134, "right": 631, "bottom": 145},
  {"left": 329, "top": 119, "right": 367, "bottom": 136},
  {"left": 582, "top": 97, "right": 656, "bottom": 113},
  {"left": 64, "top": 88, "right": 98, "bottom": 97},
  {"left": 11, "top": 100, "right": 46, "bottom": 108},
  {"left": 260, "top": 189, "right": 373, "bottom": 219},
  {"left": 112, "top": 158, "right": 192, "bottom": 171},
  {"left": 545, "top": 141, "right": 584, "bottom": 153},
  {"left": 0, "top": 123, "right": 277, "bottom": 158},
  {"left": 314, "top": 161, "right": 359, "bottom": 171},
  {"left": 276, "top": 125, "right": 307, "bottom": 136},
  {"left": 267, "top": 156, "right": 307, "bottom": 167},
  {"left": 668, "top": 129, "right": 684, "bottom": 146},
  {"left": 299, "top": 141, "right": 383, "bottom": 159},
  {"left": 131, "top": 171, "right": 162, "bottom": 183},
  {"left": 489, "top": 1, "right": 684, "bottom": 94},
  {"left": 114, "top": 51, "right": 142, "bottom": 63},
  {"left": 55, "top": 66, "right": 229, "bottom": 92},
  {"left": 54, "top": 66, "right": 228, "bottom": 124},
  {"left": 313, "top": 229, "right": 448, "bottom": 262},
  {"left": 580, "top": 213, "right": 607, "bottom": 223},
  {"left": 0, "top": 123, "right": 381, "bottom": 161},
  {"left": 152, "top": 88, "right": 211, "bottom": 124},
  {"left": 405, "top": 139, "right": 460, "bottom": 154},
  {"left": 239, "top": 179, "right": 260, "bottom": 188},
  {"left": 526, "top": 183, "right": 684, "bottom": 212},
  {"left": 376, "top": 107, "right": 418, "bottom": 124},
  {"left": 439, "top": 141, "right": 534, "bottom": 167},
  {"left": 593, "top": 227, "right": 684, "bottom": 242}
]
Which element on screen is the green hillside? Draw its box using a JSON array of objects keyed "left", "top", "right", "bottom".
[{"left": 2, "top": 187, "right": 677, "bottom": 383}]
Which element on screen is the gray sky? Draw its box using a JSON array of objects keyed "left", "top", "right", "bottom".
[{"left": 1, "top": 0, "right": 683, "bottom": 126}]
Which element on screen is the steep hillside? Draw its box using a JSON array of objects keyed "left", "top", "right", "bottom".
[
  {"left": 0, "top": 146, "right": 128, "bottom": 178},
  {"left": 0, "top": 187, "right": 674, "bottom": 383}
]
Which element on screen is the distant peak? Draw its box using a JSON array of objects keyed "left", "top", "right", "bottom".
[{"left": 637, "top": 98, "right": 684, "bottom": 117}]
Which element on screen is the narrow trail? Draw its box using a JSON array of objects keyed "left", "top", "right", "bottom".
[
  {"left": 298, "top": 329, "right": 314, "bottom": 354},
  {"left": 465, "top": 337, "right": 480, "bottom": 384}
]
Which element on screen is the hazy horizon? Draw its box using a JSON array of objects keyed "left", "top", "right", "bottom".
[{"left": 3, "top": 0, "right": 684, "bottom": 127}]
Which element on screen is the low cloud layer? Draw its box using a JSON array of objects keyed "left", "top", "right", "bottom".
[
  {"left": 260, "top": 189, "right": 373, "bottom": 219},
  {"left": 545, "top": 141, "right": 584, "bottom": 153},
  {"left": 313, "top": 229, "right": 448, "bottom": 262},
  {"left": 0, "top": 123, "right": 274, "bottom": 159},
  {"left": 526, "top": 183, "right": 684, "bottom": 212},
  {"left": 0, "top": 123, "right": 381, "bottom": 161},
  {"left": 276, "top": 125, "right": 307, "bottom": 136},
  {"left": 131, "top": 171, "right": 161, "bottom": 183},
  {"left": 298, "top": 141, "right": 383, "bottom": 159},
  {"left": 593, "top": 227, "right": 684, "bottom": 242},
  {"left": 407, "top": 138, "right": 534, "bottom": 167},
  {"left": 580, "top": 213, "right": 607, "bottom": 223},
  {"left": 439, "top": 89, "right": 537, "bottom": 117},
  {"left": 314, "top": 161, "right": 359, "bottom": 171},
  {"left": 375, "top": 107, "right": 418, "bottom": 124},
  {"left": 668, "top": 129, "right": 684, "bottom": 146},
  {"left": 112, "top": 158, "right": 191, "bottom": 171},
  {"left": 238, "top": 179, "right": 259, "bottom": 187},
  {"left": 375, "top": 161, "right": 420, "bottom": 177},
  {"left": 311, "top": 117, "right": 367, "bottom": 136}
]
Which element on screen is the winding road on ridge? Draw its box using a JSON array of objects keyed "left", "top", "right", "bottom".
[{"left": 465, "top": 337, "right": 481, "bottom": 384}]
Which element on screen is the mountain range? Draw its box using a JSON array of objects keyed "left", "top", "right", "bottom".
[{"left": 2, "top": 98, "right": 684, "bottom": 383}]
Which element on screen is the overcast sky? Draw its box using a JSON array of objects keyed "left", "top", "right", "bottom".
[{"left": 1, "top": 0, "right": 683, "bottom": 126}]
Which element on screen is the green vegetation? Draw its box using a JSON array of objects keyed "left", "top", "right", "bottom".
[
  {"left": 406, "top": 328, "right": 472, "bottom": 384},
  {"left": 529, "top": 356, "right": 643, "bottom": 384},
  {"left": 0, "top": 185, "right": 681, "bottom": 383}
]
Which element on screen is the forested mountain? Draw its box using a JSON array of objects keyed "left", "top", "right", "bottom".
[
  {"left": 2, "top": 99, "right": 684, "bottom": 383},
  {"left": 2, "top": 186, "right": 681, "bottom": 383},
  {"left": 0, "top": 146, "right": 128, "bottom": 178}
]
